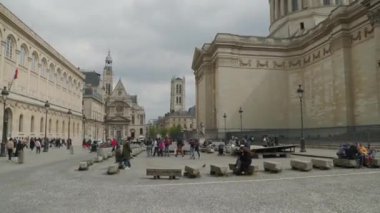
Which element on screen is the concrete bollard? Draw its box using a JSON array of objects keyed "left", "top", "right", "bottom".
[
  {"left": 333, "top": 158, "right": 358, "bottom": 168},
  {"left": 78, "top": 161, "right": 89, "bottom": 171},
  {"left": 210, "top": 165, "right": 228, "bottom": 176},
  {"left": 107, "top": 164, "right": 120, "bottom": 175},
  {"left": 311, "top": 158, "right": 333, "bottom": 170},
  {"left": 18, "top": 150, "right": 24, "bottom": 164},
  {"left": 263, "top": 161, "right": 282, "bottom": 173},
  {"left": 291, "top": 159, "right": 312, "bottom": 171}
]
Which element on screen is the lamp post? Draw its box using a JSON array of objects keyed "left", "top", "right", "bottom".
[
  {"left": 297, "top": 84, "right": 306, "bottom": 152},
  {"left": 67, "top": 109, "right": 72, "bottom": 149},
  {"left": 43, "top": 101, "right": 50, "bottom": 152},
  {"left": 223, "top": 113, "right": 227, "bottom": 140},
  {"left": 0, "top": 86, "right": 9, "bottom": 157},
  {"left": 238, "top": 107, "right": 243, "bottom": 133},
  {"left": 82, "top": 114, "right": 86, "bottom": 140}
]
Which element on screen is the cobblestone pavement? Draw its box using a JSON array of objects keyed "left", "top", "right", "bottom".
[{"left": 0, "top": 147, "right": 379, "bottom": 213}]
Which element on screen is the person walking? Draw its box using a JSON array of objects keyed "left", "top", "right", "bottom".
[
  {"left": 175, "top": 139, "right": 184, "bottom": 157},
  {"left": 122, "top": 139, "right": 132, "bottom": 169},
  {"left": 194, "top": 139, "right": 201, "bottom": 159},
  {"left": 35, "top": 139, "right": 41, "bottom": 154},
  {"left": 152, "top": 138, "right": 158, "bottom": 157},
  {"left": 6, "top": 138, "right": 14, "bottom": 160}
]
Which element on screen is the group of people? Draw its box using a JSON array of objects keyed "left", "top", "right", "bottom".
[
  {"left": 5, "top": 137, "right": 73, "bottom": 161},
  {"left": 337, "top": 143, "right": 376, "bottom": 167},
  {"left": 114, "top": 138, "right": 132, "bottom": 169},
  {"left": 144, "top": 137, "right": 173, "bottom": 157}
]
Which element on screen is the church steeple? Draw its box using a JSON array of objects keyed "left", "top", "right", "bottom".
[{"left": 103, "top": 50, "right": 113, "bottom": 96}]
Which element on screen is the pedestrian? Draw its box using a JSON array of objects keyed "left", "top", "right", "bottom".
[
  {"left": 194, "top": 139, "right": 200, "bottom": 159},
  {"left": 29, "top": 138, "right": 35, "bottom": 151},
  {"left": 175, "top": 139, "right": 184, "bottom": 157},
  {"left": 152, "top": 138, "right": 158, "bottom": 157},
  {"left": 35, "top": 139, "right": 41, "bottom": 154},
  {"left": 158, "top": 139, "right": 165, "bottom": 157},
  {"left": 189, "top": 139, "right": 195, "bottom": 159},
  {"left": 6, "top": 138, "right": 14, "bottom": 160},
  {"left": 164, "top": 137, "right": 171, "bottom": 157},
  {"left": 111, "top": 138, "right": 118, "bottom": 152},
  {"left": 122, "top": 139, "right": 132, "bottom": 169},
  {"left": 145, "top": 138, "right": 153, "bottom": 157}
]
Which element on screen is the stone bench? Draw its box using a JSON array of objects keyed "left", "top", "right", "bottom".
[
  {"left": 333, "top": 158, "right": 358, "bottom": 168},
  {"left": 146, "top": 168, "right": 182, "bottom": 179},
  {"left": 263, "top": 161, "right": 282, "bottom": 173},
  {"left": 210, "top": 165, "right": 228, "bottom": 176},
  {"left": 228, "top": 163, "right": 255, "bottom": 175},
  {"left": 78, "top": 161, "right": 88, "bottom": 171},
  {"left": 184, "top": 166, "right": 200, "bottom": 178},
  {"left": 291, "top": 159, "right": 312, "bottom": 171},
  {"left": 312, "top": 158, "right": 333, "bottom": 170},
  {"left": 107, "top": 164, "right": 119, "bottom": 175}
]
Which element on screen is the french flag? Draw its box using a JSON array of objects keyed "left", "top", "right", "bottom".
[{"left": 14, "top": 68, "right": 18, "bottom": 79}]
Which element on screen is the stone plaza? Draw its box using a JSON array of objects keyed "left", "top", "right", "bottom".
[{"left": 0, "top": 146, "right": 379, "bottom": 213}]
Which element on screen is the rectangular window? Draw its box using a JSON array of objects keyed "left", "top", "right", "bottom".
[{"left": 292, "top": 0, "right": 298, "bottom": 11}]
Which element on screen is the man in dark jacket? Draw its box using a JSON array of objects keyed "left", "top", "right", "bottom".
[
  {"left": 122, "top": 139, "right": 132, "bottom": 168},
  {"left": 235, "top": 145, "right": 252, "bottom": 175}
]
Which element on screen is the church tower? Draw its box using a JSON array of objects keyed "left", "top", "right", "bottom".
[
  {"left": 269, "top": 0, "right": 355, "bottom": 38},
  {"left": 103, "top": 51, "right": 113, "bottom": 96},
  {"left": 170, "top": 77, "right": 185, "bottom": 112}
]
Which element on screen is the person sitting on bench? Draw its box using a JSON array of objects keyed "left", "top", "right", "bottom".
[{"left": 235, "top": 145, "right": 252, "bottom": 175}]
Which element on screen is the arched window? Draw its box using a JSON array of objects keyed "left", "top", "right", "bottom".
[
  {"left": 140, "top": 128, "right": 143, "bottom": 135},
  {"left": 41, "top": 58, "right": 47, "bottom": 77},
  {"left": 179, "top": 85, "right": 182, "bottom": 94},
  {"left": 18, "top": 114, "right": 24, "bottom": 132},
  {"left": 176, "top": 97, "right": 178, "bottom": 104},
  {"left": 5, "top": 36, "right": 15, "bottom": 59},
  {"left": 40, "top": 117, "right": 44, "bottom": 133},
  {"left": 31, "top": 52, "right": 38, "bottom": 72},
  {"left": 19, "top": 45, "right": 28, "bottom": 66},
  {"left": 292, "top": 0, "right": 298, "bottom": 11},
  {"left": 49, "top": 119, "right": 52, "bottom": 133},
  {"left": 56, "top": 120, "right": 59, "bottom": 134},
  {"left": 31, "top": 116, "right": 35, "bottom": 132},
  {"left": 179, "top": 97, "right": 182, "bottom": 104},
  {"left": 49, "top": 64, "right": 55, "bottom": 82}
]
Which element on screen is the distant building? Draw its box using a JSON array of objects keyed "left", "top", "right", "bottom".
[
  {"left": 102, "top": 52, "right": 145, "bottom": 141},
  {"left": 159, "top": 77, "right": 196, "bottom": 134},
  {"left": 82, "top": 71, "right": 105, "bottom": 141}
]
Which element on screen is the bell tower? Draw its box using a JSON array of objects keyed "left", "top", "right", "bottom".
[{"left": 103, "top": 51, "right": 113, "bottom": 96}]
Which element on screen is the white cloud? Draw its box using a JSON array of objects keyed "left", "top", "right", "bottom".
[{"left": 1, "top": 0, "right": 270, "bottom": 120}]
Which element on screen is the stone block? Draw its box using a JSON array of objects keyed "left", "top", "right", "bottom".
[
  {"left": 291, "top": 159, "right": 312, "bottom": 171},
  {"left": 107, "top": 164, "right": 119, "bottom": 175},
  {"left": 228, "top": 163, "right": 255, "bottom": 175},
  {"left": 107, "top": 152, "right": 113, "bottom": 158},
  {"left": 78, "top": 161, "right": 88, "bottom": 171},
  {"left": 372, "top": 159, "right": 380, "bottom": 167},
  {"left": 210, "top": 165, "right": 227, "bottom": 176},
  {"left": 333, "top": 158, "right": 358, "bottom": 168},
  {"left": 263, "top": 161, "right": 282, "bottom": 173},
  {"left": 184, "top": 166, "right": 200, "bottom": 178},
  {"left": 94, "top": 156, "right": 103, "bottom": 163},
  {"left": 87, "top": 159, "right": 94, "bottom": 166},
  {"left": 311, "top": 159, "right": 333, "bottom": 170}
]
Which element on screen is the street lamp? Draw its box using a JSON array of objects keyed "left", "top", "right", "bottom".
[
  {"left": 43, "top": 101, "right": 50, "bottom": 152},
  {"left": 82, "top": 114, "right": 86, "bottom": 140},
  {"left": 297, "top": 84, "right": 306, "bottom": 152},
  {"left": 0, "top": 86, "right": 9, "bottom": 157},
  {"left": 67, "top": 109, "right": 72, "bottom": 149},
  {"left": 223, "top": 113, "right": 227, "bottom": 140},
  {"left": 238, "top": 107, "right": 243, "bottom": 133}
]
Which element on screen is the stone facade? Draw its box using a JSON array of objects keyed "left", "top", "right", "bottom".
[
  {"left": 82, "top": 71, "right": 105, "bottom": 141},
  {"left": 103, "top": 53, "right": 145, "bottom": 141},
  {"left": 192, "top": 0, "right": 380, "bottom": 139},
  {"left": 0, "top": 4, "right": 84, "bottom": 143}
]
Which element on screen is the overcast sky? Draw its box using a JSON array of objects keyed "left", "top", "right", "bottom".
[{"left": 1, "top": 0, "right": 270, "bottom": 121}]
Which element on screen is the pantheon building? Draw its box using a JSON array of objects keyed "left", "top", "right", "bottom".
[{"left": 192, "top": 0, "right": 380, "bottom": 140}]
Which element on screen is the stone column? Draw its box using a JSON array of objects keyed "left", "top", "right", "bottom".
[{"left": 280, "top": 0, "right": 285, "bottom": 17}]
